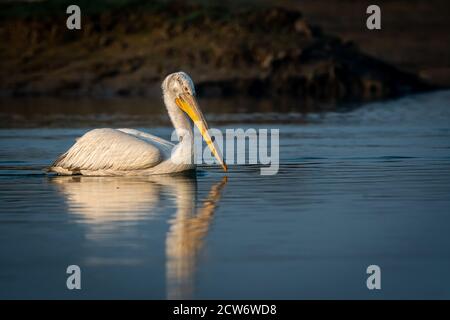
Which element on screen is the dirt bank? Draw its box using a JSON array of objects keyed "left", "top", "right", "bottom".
[{"left": 0, "top": 0, "right": 434, "bottom": 101}]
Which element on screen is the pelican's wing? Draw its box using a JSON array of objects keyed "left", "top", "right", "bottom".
[
  {"left": 117, "top": 128, "right": 174, "bottom": 152},
  {"left": 51, "top": 128, "right": 164, "bottom": 173}
]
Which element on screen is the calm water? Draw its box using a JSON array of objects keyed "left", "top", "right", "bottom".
[{"left": 1, "top": 91, "right": 450, "bottom": 299}]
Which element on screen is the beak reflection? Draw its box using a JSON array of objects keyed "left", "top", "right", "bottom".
[{"left": 166, "top": 176, "right": 227, "bottom": 299}]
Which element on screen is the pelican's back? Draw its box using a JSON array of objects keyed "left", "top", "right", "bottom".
[{"left": 49, "top": 128, "right": 164, "bottom": 175}]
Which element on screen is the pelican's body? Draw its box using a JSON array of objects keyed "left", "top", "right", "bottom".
[
  {"left": 49, "top": 72, "right": 226, "bottom": 176},
  {"left": 50, "top": 128, "right": 192, "bottom": 176}
]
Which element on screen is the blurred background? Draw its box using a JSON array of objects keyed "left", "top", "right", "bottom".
[
  {"left": 1, "top": 0, "right": 450, "bottom": 300},
  {"left": 0, "top": 0, "right": 448, "bottom": 127}
]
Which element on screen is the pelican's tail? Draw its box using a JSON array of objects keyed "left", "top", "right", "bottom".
[{"left": 46, "top": 152, "right": 75, "bottom": 175}]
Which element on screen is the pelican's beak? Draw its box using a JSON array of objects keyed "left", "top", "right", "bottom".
[{"left": 175, "top": 93, "right": 227, "bottom": 171}]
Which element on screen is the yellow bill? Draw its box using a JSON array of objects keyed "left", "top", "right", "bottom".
[{"left": 175, "top": 93, "right": 228, "bottom": 171}]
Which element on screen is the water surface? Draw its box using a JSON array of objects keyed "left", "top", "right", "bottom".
[{"left": 1, "top": 91, "right": 450, "bottom": 299}]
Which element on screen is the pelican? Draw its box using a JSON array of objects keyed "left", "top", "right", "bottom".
[{"left": 49, "top": 72, "right": 227, "bottom": 176}]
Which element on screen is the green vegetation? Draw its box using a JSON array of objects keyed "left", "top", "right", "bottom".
[{"left": 0, "top": 0, "right": 262, "bottom": 19}]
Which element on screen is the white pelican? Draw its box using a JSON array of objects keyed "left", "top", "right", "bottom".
[{"left": 49, "top": 71, "right": 227, "bottom": 176}]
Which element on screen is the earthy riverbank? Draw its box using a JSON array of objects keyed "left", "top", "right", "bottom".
[
  {"left": 295, "top": 0, "right": 450, "bottom": 88},
  {"left": 0, "top": 0, "right": 435, "bottom": 101}
]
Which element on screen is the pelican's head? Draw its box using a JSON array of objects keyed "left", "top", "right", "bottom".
[
  {"left": 163, "top": 72, "right": 227, "bottom": 171},
  {"left": 163, "top": 71, "right": 196, "bottom": 98}
]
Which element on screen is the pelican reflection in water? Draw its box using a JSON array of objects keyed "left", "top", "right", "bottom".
[{"left": 51, "top": 174, "right": 227, "bottom": 299}]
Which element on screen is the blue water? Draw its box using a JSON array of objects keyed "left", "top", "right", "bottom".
[{"left": 1, "top": 90, "right": 450, "bottom": 299}]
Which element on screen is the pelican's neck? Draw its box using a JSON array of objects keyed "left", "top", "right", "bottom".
[{"left": 163, "top": 91, "right": 193, "bottom": 140}]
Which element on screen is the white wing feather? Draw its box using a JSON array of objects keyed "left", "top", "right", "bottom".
[
  {"left": 51, "top": 128, "right": 163, "bottom": 173},
  {"left": 117, "top": 128, "right": 174, "bottom": 151}
]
